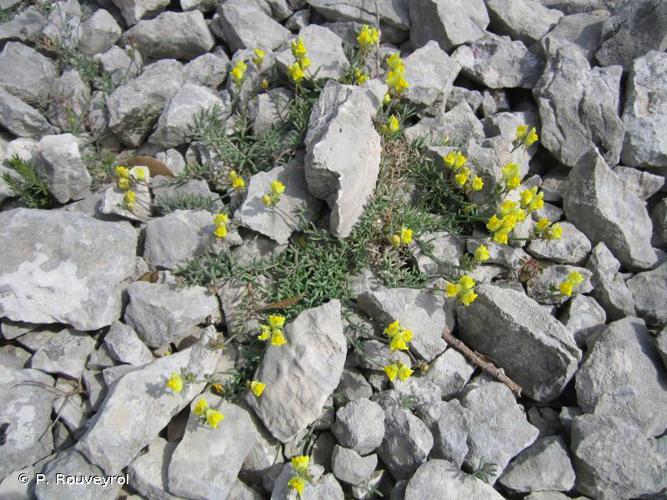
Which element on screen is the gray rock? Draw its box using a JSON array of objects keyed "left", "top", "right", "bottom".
[
  {"left": 652, "top": 199, "right": 667, "bottom": 248},
  {"left": 247, "top": 300, "right": 346, "bottom": 442},
  {"left": 467, "top": 239, "right": 529, "bottom": 269},
  {"left": 236, "top": 155, "right": 321, "bottom": 245},
  {"left": 286, "top": 9, "right": 311, "bottom": 31},
  {"left": 621, "top": 51, "right": 667, "bottom": 169},
  {"left": 498, "top": 436, "right": 575, "bottom": 492},
  {"left": 184, "top": 52, "right": 230, "bottom": 89},
  {"left": 76, "top": 329, "right": 221, "bottom": 474},
  {"left": 570, "top": 414, "right": 667, "bottom": 499},
  {"left": 527, "top": 407, "right": 563, "bottom": 438},
  {"left": 304, "top": 80, "right": 384, "bottom": 238},
  {"left": 460, "top": 381, "right": 539, "bottom": 483},
  {"left": 218, "top": 0, "right": 291, "bottom": 52},
  {"left": 334, "top": 368, "right": 373, "bottom": 405},
  {"left": 47, "top": 69, "right": 91, "bottom": 132},
  {"left": 558, "top": 294, "right": 606, "bottom": 346},
  {"left": 35, "top": 134, "right": 91, "bottom": 204},
  {"left": 124, "top": 281, "right": 219, "bottom": 348},
  {"left": 586, "top": 242, "right": 636, "bottom": 320},
  {"left": 357, "top": 286, "right": 451, "bottom": 362},
  {"left": 404, "top": 101, "right": 484, "bottom": 148},
  {"left": 239, "top": 399, "right": 284, "bottom": 486},
  {"left": 98, "top": 167, "right": 152, "bottom": 222},
  {"left": 0, "top": 88, "right": 56, "bottom": 138},
  {"left": 378, "top": 407, "right": 433, "bottom": 479},
  {"left": 271, "top": 464, "right": 344, "bottom": 499},
  {"left": 0, "top": 42, "right": 56, "bottom": 106},
  {"left": 94, "top": 46, "right": 143, "bottom": 88},
  {"left": 79, "top": 8, "right": 122, "bottom": 56},
  {"left": 30, "top": 328, "right": 96, "bottom": 379},
  {"left": 548, "top": 12, "right": 607, "bottom": 61},
  {"left": 0, "top": 367, "right": 55, "bottom": 481},
  {"left": 248, "top": 88, "right": 292, "bottom": 135},
  {"left": 534, "top": 36, "right": 624, "bottom": 168},
  {"left": 104, "top": 321, "right": 154, "bottom": 367},
  {"left": 390, "top": 376, "right": 442, "bottom": 409},
  {"left": 416, "top": 399, "right": 470, "bottom": 467},
  {"left": 107, "top": 59, "right": 185, "bottom": 147},
  {"left": 168, "top": 397, "right": 257, "bottom": 499},
  {"left": 614, "top": 167, "right": 664, "bottom": 201},
  {"left": 564, "top": 150, "right": 657, "bottom": 270},
  {"left": 331, "top": 445, "right": 377, "bottom": 485},
  {"left": 152, "top": 177, "right": 220, "bottom": 207},
  {"left": 0, "top": 6, "right": 47, "bottom": 43},
  {"left": 404, "top": 459, "right": 504, "bottom": 500},
  {"left": 0, "top": 209, "right": 137, "bottom": 330},
  {"left": 275, "top": 25, "right": 349, "bottom": 81},
  {"left": 657, "top": 326, "right": 667, "bottom": 368},
  {"left": 111, "top": 0, "right": 169, "bottom": 25},
  {"left": 596, "top": 0, "right": 667, "bottom": 70},
  {"left": 423, "top": 348, "right": 475, "bottom": 397},
  {"left": 486, "top": 0, "right": 562, "bottom": 45},
  {"left": 538, "top": 0, "right": 621, "bottom": 13},
  {"left": 452, "top": 33, "right": 543, "bottom": 89},
  {"left": 525, "top": 264, "right": 593, "bottom": 305},
  {"left": 627, "top": 262, "right": 667, "bottom": 327},
  {"left": 402, "top": 41, "right": 460, "bottom": 108},
  {"left": 446, "top": 86, "right": 483, "bottom": 113},
  {"left": 409, "top": 0, "right": 489, "bottom": 52},
  {"left": 331, "top": 398, "right": 385, "bottom": 455},
  {"left": 413, "top": 231, "right": 465, "bottom": 275},
  {"left": 350, "top": 339, "right": 411, "bottom": 372},
  {"left": 128, "top": 437, "right": 179, "bottom": 500},
  {"left": 527, "top": 222, "right": 591, "bottom": 265}
]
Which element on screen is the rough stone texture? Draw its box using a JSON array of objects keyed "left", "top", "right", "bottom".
[
  {"left": 47, "top": 69, "right": 91, "bottom": 132},
  {"left": 331, "top": 398, "right": 385, "bottom": 456},
  {"left": 405, "top": 101, "right": 484, "bottom": 148},
  {"left": 525, "top": 264, "right": 593, "bottom": 306},
  {"left": 0, "top": 209, "right": 137, "bottom": 331},
  {"left": 576, "top": 317, "right": 667, "bottom": 437},
  {"left": 586, "top": 243, "right": 636, "bottom": 320},
  {"left": 627, "top": 262, "right": 667, "bottom": 327},
  {"left": 460, "top": 381, "right": 539, "bottom": 483},
  {"left": 564, "top": 150, "right": 657, "bottom": 271},
  {"left": 534, "top": 36, "right": 624, "bottom": 168},
  {"left": 485, "top": 0, "right": 562, "bottom": 45},
  {"left": 36, "top": 134, "right": 92, "bottom": 204},
  {"left": 558, "top": 294, "right": 606, "bottom": 346},
  {"left": 458, "top": 285, "right": 582, "bottom": 402},
  {"left": 246, "top": 300, "right": 346, "bottom": 443},
  {"left": 94, "top": 45, "right": 143, "bottom": 88},
  {"left": 652, "top": 199, "right": 667, "bottom": 248},
  {"left": 104, "top": 321, "right": 154, "bottom": 367},
  {"left": 498, "top": 436, "right": 575, "bottom": 492},
  {"left": 416, "top": 400, "right": 470, "bottom": 467},
  {"left": 404, "top": 459, "right": 505, "bottom": 500},
  {"left": 184, "top": 52, "right": 230, "bottom": 89},
  {"left": 0, "top": 6, "right": 46, "bottom": 43},
  {"left": 527, "top": 221, "right": 591, "bottom": 265},
  {"left": 0, "top": 88, "right": 56, "bottom": 138},
  {"left": 236, "top": 155, "right": 321, "bottom": 245},
  {"left": 30, "top": 328, "right": 96, "bottom": 379},
  {"left": 452, "top": 34, "right": 543, "bottom": 89},
  {"left": 304, "top": 80, "right": 384, "bottom": 238},
  {"left": 218, "top": 0, "right": 291, "bottom": 52},
  {"left": 271, "top": 464, "right": 344, "bottom": 499},
  {"left": 596, "top": 0, "right": 667, "bottom": 70},
  {"left": 0, "top": 367, "right": 55, "bottom": 481},
  {"left": 124, "top": 281, "right": 219, "bottom": 348},
  {"left": 409, "top": 0, "right": 489, "bottom": 52},
  {"left": 128, "top": 437, "right": 179, "bottom": 500},
  {"left": 0, "top": 42, "right": 56, "bottom": 107},
  {"left": 622, "top": 51, "right": 667, "bottom": 169},
  {"left": 570, "top": 414, "right": 667, "bottom": 499},
  {"left": 423, "top": 348, "right": 475, "bottom": 397},
  {"left": 548, "top": 12, "right": 607, "bottom": 62},
  {"left": 331, "top": 445, "right": 377, "bottom": 485},
  {"left": 79, "top": 8, "right": 122, "bottom": 56},
  {"left": 657, "top": 326, "right": 667, "bottom": 369},
  {"left": 413, "top": 231, "right": 465, "bottom": 275},
  {"left": 402, "top": 41, "right": 460, "bottom": 108},
  {"left": 76, "top": 330, "right": 221, "bottom": 474},
  {"left": 378, "top": 407, "right": 433, "bottom": 480},
  {"left": 614, "top": 166, "right": 664, "bottom": 201},
  {"left": 107, "top": 59, "right": 185, "bottom": 147},
  {"left": 357, "top": 286, "right": 451, "bottom": 361},
  {"left": 168, "top": 397, "right": 257, "bottom": 499},
  {"left": 98, "top": 166, "right": 152, "bottom": 222},
  {"left": 111, "top": 0, "right": 170, "bottom": 26}
]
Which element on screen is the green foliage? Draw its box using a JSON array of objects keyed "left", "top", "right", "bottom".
[
  {"left": 211, "top": 344, "right": 263, "bottom": 402},
  {"left": 81, "top": 143, "right": 118, "bottom": 192},
  {"left": 472, "top": 462, "right": 498, "bottom": 484},
  {"left": 153, "top": 193, "right": 219, "bottom": 216},
  {"left": 1, "top": 155, "right": 53, "bottom": 208}
]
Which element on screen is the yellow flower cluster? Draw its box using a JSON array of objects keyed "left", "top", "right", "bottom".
[
  {"left": 115, "top": 165, "right": 145, "bottom": 211},
  {"left": 166, "top": 372, "right": 183, "bottom": 393},
  {"left": 502, "top": 162, "right": 521, "bottom": 190},
  {"left": 519, "top": 186, "right": 544, "bottom": 213},
  {"left": 559, "top": 271, "right": 584, "bottom": 297},
  {"left": 213, "top": 213, "right": 229, "bottom": 239},
  {"left": 252, "top": 48, "right": 265, "bottom": 67},
  {"left": 386, "top": 53, "right": 409, "bottom": 96},
  {"left": 288, "top": 455, "right": 310, "bottom": 497},
  {"left": 258, "top": 314, "right": 287, "bottom": 346},
  {"left": 289, "top": 37, "right": 310, "bottom": 84},
  {"left": 354, "top": 68, "right": 368, "bottom": 85},
  {"left": 231, "top": 59, "right": 247, "bottom": 88},
  {"left": 443, "top": 151, "right": 483, "bottom": 191},
  {"left": 357, "top": 25, "right": 379, "bottom": 50},
  {"left": 386, "top": 114, "right": 400, "bottom": 133},
  {"left": 445, "top": 275, "right": 478, "bottom": 306},
  {"left": 514, "top": 124, "right": 539, "bottom": 148},
  {"left": 227, "top": 170, "right": 245, "bottom": 191},
  {"left": 383, "top": 360, "right": 413, "bottom": 382},
  {"left": 193, "top": 398, "right": 225, "bottom": 429},
  {"left": 389, "top": 227, "right": 412, "bottom": 248},
  {"left": 384, "top": 320, "right": 413, "bottom": 351},
  {"left": 262, "top": 180, "right": 286, "bottom": 207},
  {"left": 249, "top": 380, "right": 266, "bottom": 397},
  {"left": 486, "top": 200, "right": 527, "bottom": 244},
  {"left": 474, "top": 244, "right": 490, "bottom": 263},
  {"left": 535, "top": 217, "right": 562, "bottom": 240}
]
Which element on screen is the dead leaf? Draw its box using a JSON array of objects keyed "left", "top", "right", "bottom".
[{"left": 128, "top": 156, "right": 174, "bottom": 177}]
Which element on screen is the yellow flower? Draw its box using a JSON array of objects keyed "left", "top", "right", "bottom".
[
  {"left": 520, "top": 187, "right": 537, "bottom": 208},
  {"left": 115, "top": 165, "right": 130, "bottom": 178},
  {"left": 250, "top": 380, "right": 266, "bottom": 397},
  {"left": 471, "top": 175, "right": 484, "bottom": 191},
  {"left": 454, "top": 169, "right": 469, "bottom": 187},
  {"left": 566, "top": 271, "right": 584, "bottom": 286},
  {"left": 354, "top": 69, "right": 368, "bottom": 85},
  {"left": 454, "top": 152, "right": 467, "bottom": 169},
  {"left": 133, "top": 168, "right": 146, "bottom": 181},
  {"left": 357, "top": 25, "right": 380, "bottom": 49},
  {"left": 291, "top": 37, "right": 307, "bottom": 60},
  {"left": 500, "top": 200, "right": 518, "bottom": 216},
  {"left": 528, "top": 192, "right": 544, "bottom": 212},
  {"left": 268, "top": 314, "right": 286, "bottom": 328},
  {"left": 261, "top": 194, "right": 273, "bottom": 207},
  {"left": 547, "top": 223, "right": 562, "bottom": 240},
  {"left": 124, "top": 190, "right": 136, "bottom": 208},
  {"left": 460, "top": 288, "right": 478, "bottom": 306},
  {"left": 515, "top": 125, "right": 529, "bottom": 142},
  {"left": 502, "top": 162, "right": 520, "bottom": 180},
  {"left": 397, "top": 363, "right": 413, "bottom": 381},
  {"left": 387, "top": 52, "right": 404, "bottom": 71},
  {"left": 298, "top": 56, "right": 311, "bottom": 70},
  {"left": 387, "top": 114, "right": 400, "bottom": 133},
  {"left": 205, "top": 408, "right": 224, "bottom": 428},
  {"left": 291, "top": 455, "right": 310, "bottom": 474},
  {"left": 166, "top": 372, "right": 183, "bottom": 393},
  {"left": 384, "top": 363, "right": 399, "bottom": 381},
  {"left": 559, "top": 280, "right": 573, "bottom": 297},
  {"left": 252, "top": 48, "right": 265, "bottom": 67},
  {"left": 492, "top": 230, "right": 509, "bottom": 245},
  {"left": 231, "top": 60, "right": 247, "bottom": 87},
  {"left": 389, "top": 329, "right": 411, "bottom": 351},
  {"left": 526, "top": 127, "right": 539, "bottom": 146},
  {"left": 444, "top": 151, "right": 456, "bottom": 169},
  {"left": 260, "top": 78, "right": 270, "bottom": 90},
  {"left": 459, "top": 275, "right": 475, "bottom": 290},
  {"left": 258, "top": 324, "right": 271, "bottom": 341},
  {"left": 389, "top": 233, "right": 401, "bottom": 248},
  {"left": 383, "top": 92, "right": 391, "bottom": 105},
  {"left": 232, "top": 176, "right": 245, "bottom": 190},
  {"left": 445, "top": 282, "right": 460, "bottom": 297},
  {"left": 271, "top": 180, "right": 285, "bottom": 196},
  {"left": 288, "top": 476, "right": 306, "bottom": 497},
  {"left": 384, "top": 320, "right": 401, "bottom": 338},
  {"left": 507, "top": 175, "right": 521, "bottom": 189},
  {"left": 214, "top": 213, "right": 229, "bottom": 226},
  {"left": 386, "top": 69, "right": 409, "bottom": 95},
  {"left": 270, "top": 329, "right": 286, "bottom": 346},
  {"left": 194, "top": 398, "right": 208, "bottom": 416},
  {"left": 486, "top": 215, "right": 502, "bottom": 232},
  {"left": 474, "top": 244, "right": 490, "bottom": 262},
  {"left": 288, "top": 62, "right": 305, "bottom": 84},
  {"left": 117, "top": 177, "right": 130, "bottom": 190},
  {"left": 400, "top": 227, "right": 412, "bottom": 245},
  {"left": 214, "top": 224, "right": 228, "bottom": 239},
  {"left": 536, "top": 217, "right": 550, "bottom": 232}
]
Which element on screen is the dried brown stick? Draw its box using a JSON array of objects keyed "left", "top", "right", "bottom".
[{"left": 441, "top": 328, "right": 523, "bottom": 397}]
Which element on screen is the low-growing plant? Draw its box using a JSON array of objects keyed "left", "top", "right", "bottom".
[
  {"left": 1, "top": 155, "right": 53, "bottom": 208},
  {"left": 153, "top": 193, "right": 219, "bottom": 215}
]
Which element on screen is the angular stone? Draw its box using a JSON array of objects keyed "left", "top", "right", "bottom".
[
  {"left": 408, "top": 0, "right": 489, "bottom": 52},
  {"left": 378, "top": 407, "right": 433, "bottom": 479},
  {"left": 331, "top": 445, "right": 377, "bottom": 485},
  {"left": 622, "top": 51, "right": 667, "bottom": 169},
  {"left": 527, "top": 222, "right": 591, "bottom": 265},
  {"left": 307, "top": 0, "right": 409, "bottom": 40},
  {"left": 76, "top": 329, "right": 221, "bottom": 474},
  {"left": 457, "top": 284, "right": 582, "bottom": 402},
  {"left": 275, "top": 25, "right": 348, "bottom": 81},
  {"left": 124, "top": 281, "right": 219, "bottom": 348},
  {"left": 657, "top": 326, "right": 667, "bottom": 369},
  {"left": 35, "top": 134, "right": 91, "bottom": 204},
  {"left": 304, "top": 80, "right": 384, "bottom": 237},
  {"left": 47, "top": 69, "right": 91, "bottom": 132},
  {"left": 184, "top": 52, "right": 230, "bottom": 89},
  {"left": 558, "top": 294, "right": 606, "bottom": 346},
  {"left": 576, "top": 317, "right": 667, "bottom": 437},
  {"left": 0, "top": 6, "right": 46, "bottom": 43},
  {"left": 413, "top": 231, "right": 465, "bottom": 275},
  {"left": 218, "top": 0, "right": 291, "bottom": 53},
  {"left": 0, "top": 42, "right": 56, "bottom": 106},
  {"left": 534, "top": 36, "right": 624, "bottom": 168},
  {"left": 486, "top": 0, "right": 562, "bottom": 45},
  {"left": 402, "top": 41, "right": 460, "bottom": 108},
  {"left": 548, "top": 12, "right": 607, "bottom": 61},
  {"left": 334, "top": 368, "right": 373, "bottom": 405},
  {"left": 452, "top": 33, "right": 543, "bottom": 89},
  {"left": 79, "top": 8, "right": 122, "bottom": 56},
  {"left": 98, "top": 166, "right": 152, "bottom": 222},
  {"left": 405, "top": 459, "right": 505, "bottom": 500},
  {"left": 111, "top": 0, "right": 170, "bottom": 26},
  {"left": 128, "top": 437, "right": 178, "bottom": 500},
  {"left": 652, "top": 199, "right": 667, "bottom": 248},
  {"left": 236, "top": 155, "right": 321, "bottom": 245},
  {"left": 169, "top": 397, "right": 257, "bottom": 499},
  {"left": 332, "top": 398, "right": 385, "bottom": 456},
  {"left": 627, "top": 262, "right": 667, "bottom": 327},
  {"left": 246, "top": 300, "right": 346, "bottom": 443},
  {"left": 525, "top": 264, "right": 593, "bottom": 305},
  {"left": 404, "top": 101, "right": 484, "bottom": 147},
  {"left": 0, "top": 88, "right": 56, "bottom": 138},
  {"left": 30, "top": 328, "right": 96, "bottom": 379},
  {"left": 94, "top": 46, "right": 143, "bottom": 88},
  {"left": 586, "top": 242, "right": 636, "bottom": 320},
  {"left": 272, "top": 464, "right": 344, "bottom": 499},
  {"left": 350, "top": 339, "right": 411, "bottom": 372},
  {"left": 423, "top": 348, "right": 474, "bottom": 397},
  {"left": 416, "top": 399, "right": 470, "bottom": 467},
  {"left": 614, "top": 167, "right": 664, "bottom": 201},
  {"left": 499, "top": 436, "right": 575, "bottom": 492},
  {"left": 104, "top": 321, "right": 154, "bottom": 367},
  {"left": 0, "top": 209, "right": 137, "bottom": 330},
  {"left": 467, "top": 239, "right": 529, "bottom": 269},
  {"left": 248, "top": 88, "right": 292, "bottom": 135},
  {"left": 564, "top": 150, "right": 657, "bottom": 270},
  {"left": 152, "top": 177, "right": 220, "bottom": 208}
]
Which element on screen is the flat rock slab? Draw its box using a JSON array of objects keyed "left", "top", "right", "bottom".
[
  {"left": 378, "top": 407, "right": 433, "bottom": 480},
  {"left": 627, "top": 261, "right": 667, "bottom": 327},
  {"left": 246, "top": 300, "right": 346, "bottom": 443},
  {"left": 402, "top": 40, "right": 460, "bottom": 108},
  {"left": 30, "top": 328, "right": 96, "bottom": 379},
  {"left": 217, "top": 0, "right": 291, "bottom": 53},
  {"left": 457, "top": 284, "right": 582, "bottom": 402},
  {"left": 0, "top": 209, "right": 138, "bottom": 331},
  {"left": 405, "top": 459, "right": 504, "bottom": 500}
]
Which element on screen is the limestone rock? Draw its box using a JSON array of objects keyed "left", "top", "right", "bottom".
[
  {"left": 402, "top": 41, "right": 460, "bottom": 108},
  {"left": 47, "top": 69, "right": 91, "bottom": 132},
  {"left": 558, "top": 294, "right": 606, "bottom": 346},
  {"left": 525, "top": 264, "right": 593, "bottom": 306},
  {"left": 627, "top": 262, "right": 667, "bottom": 326},
  {"left": 416, "top": 399, "right": 470, "bottom": 467},
  {"left": 0, "top": 42, "right": 56, "bottom": 107},
  {"left": 527, "top": 221, "right": 591, "bottom": 265},
  {"left": 79, "top": 8, "right": 122, "bottom": 56},
  {"left": 103, "top": 321, "right": 154, "bottom": 367},
  {"left": 184, "top": 52, "right": 230, "bottom": 89},
  {"left": 0, "top": 6, "right": 46, "bottom": 43},
  {"left": 111, "top": 0, "right": 170, "bottom": 26},
  {"left": 331, "top": 398, "right": 385, "bottom": 456},
  {"left": 0, "top": 88, "right": 56, "bottom": 138},
  {"left": 30, "top": 328, "right": 96, "bottom": 379},
  {"left": 218, "top": 0, "right": 291, "bottom": 52},
  {"left": 548, "top": 12, "right": 607, "bottom": 61},
  {"left": 586, "top": 242, "right": 636, "bottom": 320},
  {"left": 36, "top": 134, "right": 91, "bottom": 204},
  {"left": 378, "top": 407, "right": 433, "bottom": 479},
  {"left": 485, "top": 0, "right": 562, "bottom": 45},
  {"left": 423, "top": 348, "right": 475, "bottom": 397},
  {"left": 128, "top": 437, "right": 178, "bottom": 500},
  {"left": 331, "top": 445, "right": 377, "bottom": 485},
  {"left": 614, "top": 167, "right": 664, "bottom": 202}
]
